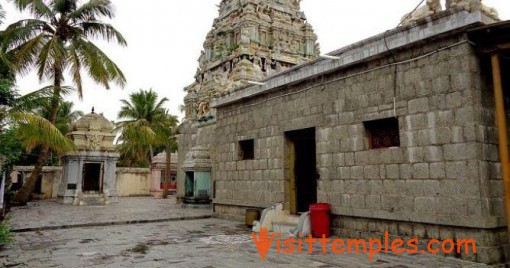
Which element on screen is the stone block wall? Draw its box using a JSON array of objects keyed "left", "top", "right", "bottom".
[
  {"left": 176, "top": 121, "right": 218, "bottom": 200},
  {"left": 212, "top": 33, "right": 508, "bottom": 264}
]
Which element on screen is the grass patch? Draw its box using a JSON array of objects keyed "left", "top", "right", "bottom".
[{"left": 0, "top": 220, "right": 14, "bottom": 246}]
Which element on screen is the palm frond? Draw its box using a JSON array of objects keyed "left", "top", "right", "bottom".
[
  {"left": 11, "top": 0, "right": 54, "bottom": 20},
  {"left": 70, "top": 0, "right": 114, "bottom": 20},
  {"left": 8, "top": 33, "right": 47, "bottom": 76},
  {"left": 67, "top": 42, "right": 83, "bottom": 98},
  {"left": 9, "top": 85, "right": 74, "bottom": 112},
  {"left": 0, "top": 4, "right": 5, "bottom": 25},
  {"left": 117, "top": 120, "right": 157, "bottom": 145},
  {"left": 154, "top": 97, "right": 169, "bottom": 111},
  {"left": 50, "top": 0, "right": 77, "bottom": 15},
  {"left": 74, "top": 39, "right": 126, "bottom": 89},
  {"left": 80, "top": 22, "right": 127, "bottom": 46},
  {"left": 36, "top": 35, "right": 66, "bottom": 81},
  {"left": 10, "top": 112, "right": 75, "bottom": 153}
]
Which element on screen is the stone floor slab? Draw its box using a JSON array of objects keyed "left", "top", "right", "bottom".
[
  {"left": 1, "top": 218, "right": 489, "bottom": 268},
  {"left": 0, "top": 198, "right": 490, "bottom": 267},
  {"left": 7, "top": 197, "right": 211, "bottom": 231}
]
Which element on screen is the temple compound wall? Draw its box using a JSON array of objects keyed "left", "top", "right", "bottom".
[
  {"left": 116, "top": 168, "right": 151, "bottom": 197},
  {"left": 210, "top": 11, "right": 509, "bottom": 264},
  {"left": 12, "top": 166, "right": 153, "bottom": 198}
]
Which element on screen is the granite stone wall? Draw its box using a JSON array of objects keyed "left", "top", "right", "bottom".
[
  {"left": 211, "top": 34, "right": 508, "bottom": 264},
  {"left": 176, "top": 121, "right": 218, "bottom": 200}
]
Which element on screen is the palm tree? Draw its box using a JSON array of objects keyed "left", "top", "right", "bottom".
[
  {"left": 159, "top": 114, "right": 178, "bottom": 198},
  {"left": 117, "top": 89, "right": 169, "bottom": 162},
  {"left": 116, "top": 141, "right": 150, "bottom": 168},
  {"left": 36, "top": 99, "right": 83, "bottom": 164},
  {"left": 1, "top": 4, "right": 72, "bottom": 174},
  {"left": 0, "top": 4, "right": 5, "bottom": 25},
  {"left": 38, "top": 100, "right": 83, "bottom": 135},
  {"left": 116, "top": 89, "right": 179, "bottom": 198},
  {"left": 3, "top": 0, "right": 127, "bottom": 204}
]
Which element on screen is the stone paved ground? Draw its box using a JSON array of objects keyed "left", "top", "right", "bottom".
[
  {"left": 8, "top": 197, "right": 211, "bottom": 231},
  {"left": 0, "top": 198, "right": 488, "bottom": 267}
]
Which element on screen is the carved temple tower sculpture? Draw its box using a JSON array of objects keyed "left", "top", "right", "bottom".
[
  {"left": 183, "top": 0, "right": 320, "bottom": 121},
  {"left": 178, "top": 0, "right": 320, "bottom": 205}
]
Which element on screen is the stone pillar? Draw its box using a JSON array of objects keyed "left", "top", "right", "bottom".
[{"left": 103, "top": 156, "right": 118, "bottom": 198}]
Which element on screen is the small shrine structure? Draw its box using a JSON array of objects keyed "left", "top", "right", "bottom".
[{"left": 58, "top": 109, "right": 119, "bottom": 205}]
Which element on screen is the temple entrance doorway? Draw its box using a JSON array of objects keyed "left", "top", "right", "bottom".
[
  {"left": 285, "top": 128, "right": 317, "bottom": 214},
  {"left": 82, "top": 163, "right": 103, "bottom": 192}
]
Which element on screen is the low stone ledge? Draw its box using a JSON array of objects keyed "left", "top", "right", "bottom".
[
  {"left": 212, "top": 198, "right": 274, "bottom": 209},
  {"left": 116, "top": 167, "right": 150, "bottom": 174},
  {"left": 13, "top": 166, "right": 63, "bottom": 172},
  {"left": 11, "top": 214, "right": 212, "bottom": 233}
]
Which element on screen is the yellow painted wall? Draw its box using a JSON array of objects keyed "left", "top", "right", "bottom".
[
  {"left": 116, "top": 168, "right": 151, "bottom": 197},
  {"left": 13, "top": 166, "right": 62, "bottom": 199}
]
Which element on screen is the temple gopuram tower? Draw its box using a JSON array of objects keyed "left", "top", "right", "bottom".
[{"left": 178, "top": 0, "right": 320, "bottom": 205}]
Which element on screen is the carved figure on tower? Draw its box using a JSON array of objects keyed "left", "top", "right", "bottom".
[{"left": 183, "top": 0, "right": 320, "bottom": 122}]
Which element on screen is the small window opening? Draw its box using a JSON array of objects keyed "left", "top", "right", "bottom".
[
  {"left": 239, "top": 139, "right": 255, "bottom": 160},
  {"left": 364, "top": 118, "right": 400, "bottom": 149}
]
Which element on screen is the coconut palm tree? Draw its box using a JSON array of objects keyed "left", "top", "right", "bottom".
[
  {"left": 3, "top": 0, "right": 127, "bottom": 204},
  {"left": 117, "top": 89, "right": 170, "bottom": 162},
  {"left": 36, "top": 99, "right": 83, "bottom": 164},
  {"left": 38, "top": 100, "right": 83, "bottom": 135},
  {"left": 1, "top": 88, "right": 76, "bottom": 163},
  {"left": 116, "top": 89, "right": 179, "bottom": 198},
  {"left": 0, "top": 4, "right": 72, "bottom": 173},
  {"left": 159, "top": 114, "right": 178, "bottom": 198},
  {"left": 0, "top": 4, "right": 5, "bottom": 25}
]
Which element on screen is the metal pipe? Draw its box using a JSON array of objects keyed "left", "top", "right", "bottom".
[{"left": 491, "top": 53, "right": 510, "bottom": 239}]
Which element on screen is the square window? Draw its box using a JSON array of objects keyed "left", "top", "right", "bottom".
[
  {"left": 364, "top": 118, "right": 400, "bottom": 149},
  {"left": 239, "top": 139, "right": 255, "bottom": 160}
]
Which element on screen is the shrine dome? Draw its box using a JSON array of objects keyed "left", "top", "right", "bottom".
[{"left": 72, "top": 110, "right": 114, "bottom": 133}]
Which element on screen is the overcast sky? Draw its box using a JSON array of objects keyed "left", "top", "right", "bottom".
[{"left": 3, "top": 0, "right": 510, "bottom": 122}]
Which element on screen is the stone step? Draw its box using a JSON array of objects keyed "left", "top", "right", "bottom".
[{"left": 80, "top": 193, "right": 107, "bottom": 206}]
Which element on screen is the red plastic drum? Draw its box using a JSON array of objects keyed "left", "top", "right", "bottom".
[{"left": 310, "top": 203, "right": 331, "bottom": 238}]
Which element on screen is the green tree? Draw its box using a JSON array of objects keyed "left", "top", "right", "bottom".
[
  {"left": 38, "top": 100, "right": 83, "bottom": 135},
  {"left": 0, "top": 80, "right": 16, "bottom": 131},
  {"left": 1, "top": 4, "right": 72, "bottom": 174},
  {"left": 117, "top": 89, "right": 170, "bottom": 162},
  {"left": 0, "top": 127, "right": 23, "bottom": 169},
  {"left": 116, "top": 89, "right": 178, "bottom": 198},
  {"left": 152, "top": 110, "right": 178, "bottom": 198},
  {"left": 3, "top": 0, "right": 127, "bottom": 204},
  {"left": 35, "top": 100, "right": 83, "bottom": 165},
  {"left": 0, "top": 4, "right": 4, "bottom": 25}
]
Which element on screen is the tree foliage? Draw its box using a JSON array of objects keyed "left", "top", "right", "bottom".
[
  {"left": 3, "top": 0, "right": 127, "bottom": 96},
  {"left": 2, "top": 0, "right": 126, "bottom": 204},
  {"left": 116, "top": 89, "right": 178, "bottom": 168},
  {"left": 0, "top": 127, "right": 23, "bottom": 168},
  {"left": 37, "top": 100, "right": 83, "bottom": 135}
]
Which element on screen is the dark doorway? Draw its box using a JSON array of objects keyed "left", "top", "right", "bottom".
[
  {"left": 82, "top": 163, "right": 102, "bottom": 192},
  {"left": 285, "top": 128, "right": 317, "bottom": 214},
  {"left": 12, "top": 173, "right": 23, "bottom": 191},
  {"left": 185, "top": 172, "right": 194, "bottom": 197},
  {"left": 33, "top": 175, "right": 43, "bottom": 194}
]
